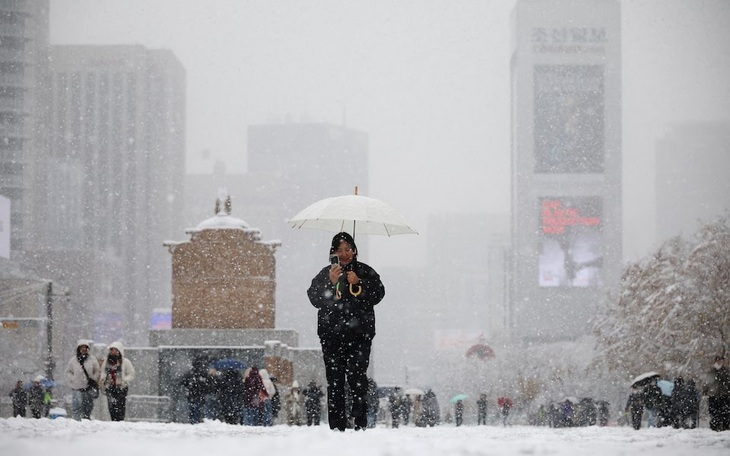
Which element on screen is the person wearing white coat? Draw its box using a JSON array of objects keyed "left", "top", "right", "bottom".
[
  {"left": 65, "top": 339, "right": 100, "bottom": 420},
  {"left": 99, "top": 341, "right": 136, "bottom": 421}
]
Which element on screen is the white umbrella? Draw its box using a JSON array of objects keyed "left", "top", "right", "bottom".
[
  {"left": 404, "top": 388, "right": 425, "bottom": 396},
  {"left": 630, "top": 371, "right": 660, "bottom": 388},
  {"left": 288, "top": 191, "right": 418, "bottom": 238}
]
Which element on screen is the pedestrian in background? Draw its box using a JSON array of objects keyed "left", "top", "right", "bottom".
[
  {"left": 389, "top": 388, "right": 402, "bottom": 428},
  {"left": 179, "top": 355, "right": 214, "bottom": 424},
  {"left": 477, "top": 393, "right": 488, "bottom": 425},
  {"left": 259, "top": 369, "right": 276, "bottom": 426},
  {"left": 705, "top": 354, "right": 730, "bottom": 432},
  {"left": 242, "top": 366, "right": 267, "bottom": 426},
  {"left": 498, "top": 396, "right": 513, "bottom": 426},
  {"left": 99, "top": 341, "right": 136, "bottom": 421},
  {"left": 269, "top": 375, "right": 281, "bottom": 424},
  {"left": 422, "top": 389, "right": 440, "bottom": 427},
  {"left": 28, "top": 376, "right": 45, "bottom": 419},
  {"left": 303, "top": 380, "right": 324, "bottom": 426},
  {"left": 625, "top": 389, "right": 644, "bottom": 430},
  {"left": 64, "top": 339, "right": 100, "bottom": 420},
  {"left": 366, "top": 377, "right": 379, "bottom": 428},
  {"left": 285, "top": 381, "right": 304, "bottom": 426},
  {"left": 8, "top": 380, "right": 27, "bottom": 417},
  {"left": 42, "top": 387, "right": 53, "bottom": 417},
  {"left": 454, "top": 399, "right": 464, "bottom": 427},
  {"left": 642, "top": 380, "right": 663, "bottom": 427}
]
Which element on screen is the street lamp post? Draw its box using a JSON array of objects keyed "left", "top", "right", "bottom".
[{"left": 45, "top": 282, "right": 55, "bottom": 381}]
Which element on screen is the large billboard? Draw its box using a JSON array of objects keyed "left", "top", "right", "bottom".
[
  {"left": 534, "top": 65, "right": 604, "bottom": 174},
  {"left": 538, "top": 197, "right": 603, "bottom": 287}
]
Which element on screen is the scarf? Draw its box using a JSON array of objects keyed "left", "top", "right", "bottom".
[{"left": 107, "top": 361, "right": 121, "bottom": 386}]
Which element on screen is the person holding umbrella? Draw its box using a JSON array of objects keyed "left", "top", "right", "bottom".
[{"left": 307, "top": 231, "right": 385, "bottom": 431}]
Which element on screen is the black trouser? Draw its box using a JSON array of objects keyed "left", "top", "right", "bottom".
[
  {"left": 630, "top": 407, "right": 643, "bottom": 430},
  {"left": 478, "top": 411, "right": 486, "bottom": 425},
  {"left": 106, "top": 386, "right": 128, "bottom": 421},
  {"left": 306, "top": 406, "right": 321, "bottom": 425},
  {"left": 320, "top": 337, "right": 371, "bottom": 431},
  {"left": 709, "top": 396, "right": 730, "bottom": 432}
]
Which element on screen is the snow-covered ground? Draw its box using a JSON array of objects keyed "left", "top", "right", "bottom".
[{"left": 2, "top": 418, "right": 728, "bottom": 456}]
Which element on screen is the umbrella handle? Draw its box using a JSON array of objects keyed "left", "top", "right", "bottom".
[{"left": 349, "top": 283, "right": 362, "bottom": 297}]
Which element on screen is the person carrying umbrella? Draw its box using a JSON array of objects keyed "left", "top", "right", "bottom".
[
  {"left": 498, "top": 396, "right": 513, "bottom": 426},
  {"left": 307, "top": 231, "right": 385, "bottom": 431}
]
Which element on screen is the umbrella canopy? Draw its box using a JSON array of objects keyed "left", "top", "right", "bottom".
[
  {"left": 24, "top": 377, "right": 55, "bottom": 389},
  {"left": 288, "top": 193, "right": 418, "bottom": 238},
  {"left": 211, "top": 358, "right": 246, "bottom": 371},
  {"left": 657, "top": 379, "right": 674, "bottom": 396},
  {"left": 466, "top": 343, "right": 495, "bottom": 360},
  {"left": 497, "top": 396, "right": 513, "bottom": 408},
  {"left": 404, "top": 388, "right": 425, "bottom": 396},
  {"left": 631, "top": 371, "right": 660, "bottom": 389},
  {"left": 450, "top": 394, "right": 469, "bottom": 403}
]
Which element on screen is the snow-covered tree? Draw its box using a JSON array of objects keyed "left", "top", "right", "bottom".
[{"left": 593, "top": 214, "right": 730, "bottom": 382}]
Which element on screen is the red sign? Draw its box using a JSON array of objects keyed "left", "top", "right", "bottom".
[{"left": 541, "top": 199, "right": 600, "bottom": 234}]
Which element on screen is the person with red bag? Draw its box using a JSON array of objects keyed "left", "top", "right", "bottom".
[{"left": 243, "top": 366, "right": 267, "bottom": 426}]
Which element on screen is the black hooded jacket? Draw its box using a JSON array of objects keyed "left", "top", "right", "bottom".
[{"left": 307, "top": 260, "right": 385, "bottom": 341}]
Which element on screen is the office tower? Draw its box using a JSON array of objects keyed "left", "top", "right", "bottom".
[
  {"left": 26, "top": 45, "right": 186, "bottom": 345},
  {"left": 510, "top": 0, "right": 622, "bottom": 342},
  {"left": 0, "top": 1, "right": 49, "bottom": 255}
]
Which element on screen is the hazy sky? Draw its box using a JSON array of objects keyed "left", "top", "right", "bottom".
[{"left": 50, "top": 0, "right": 730, "bottom": 267}]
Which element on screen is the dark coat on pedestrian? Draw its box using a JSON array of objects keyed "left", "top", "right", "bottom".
[
  {"left": 422, "top": 390, "right": 440, "bottom": 427},
  {"left": 454, "top": 400, "right": 464, "bottom": 426},
  {"left": 626, "top": 391, "right": 644, "bottom": 430},
  {"left": 308, "top": 259, "right": 385, "bottom": 342},
  {"left": 307, "top": 232, "right": 385, "bottom": 432},
  {"left": 180, "top": 357, "right": 213, "bottom": 402},
  {"left": 9, "top": 381, "right": 27, "bottom": 417},
  {"left": 179, "top": 356, "right": 214, "bottom": 424},
  {"left": 303, "top": 381, "right": 324, "bottom": 426},
  {"left": 28, "top": 380, "right": 44, "bottom": 419},
  {"left": 669, "top": 377, "right": 696, "bottom": 428},
  {"left": 706, "top": 356, "right": 730, "bottom": 432},
  {"left": 218, "top": 369, "right": 246, "bottom": 424}
]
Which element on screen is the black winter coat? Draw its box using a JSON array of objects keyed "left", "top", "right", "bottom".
[
  {"left": 307, "top": 260, "right": 385, "bottom": 341},
  {"left": 180, "top": 366, "right": 213, "bottom": 401}
]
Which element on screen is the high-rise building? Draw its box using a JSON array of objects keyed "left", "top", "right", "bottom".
[
  {"left": 25, "top": 45, "right": 186, "bottom": 346},
  {"left": 510, "top": 0, "right": 622, "bottom": 342},
  {"left": 655, "top": 121, "right": 730, "bottom": 243},
  {"left": 0, "top": 1, "right": 49, "bottom": 255}
]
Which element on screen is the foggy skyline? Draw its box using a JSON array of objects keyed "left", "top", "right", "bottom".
[{"left": 49, "top": 0, "right": 730, "bottom": 268}]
